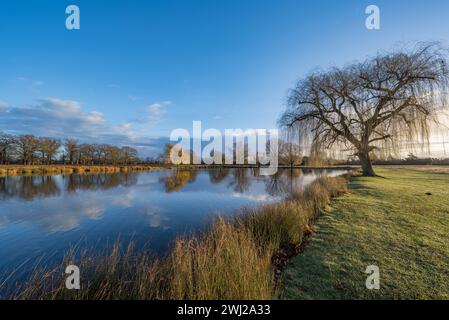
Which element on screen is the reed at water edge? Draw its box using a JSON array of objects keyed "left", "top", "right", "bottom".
[{"left": 4, "top": 175, "right": 349, "bottom": 300}]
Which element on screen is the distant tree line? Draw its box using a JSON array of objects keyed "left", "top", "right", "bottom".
[
  {"left": 369, "top": 153, "right": 449, "bottom": 166},
  {"left": 155, "top": 141, "right": 331, "bottom": 167},
  {"left": 0, "top": 132, "right": 140, "bottom": 165}
]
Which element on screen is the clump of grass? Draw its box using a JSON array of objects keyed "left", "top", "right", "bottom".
[
  {"left": 6, "top": 169, "right": 18, "bottom": 175},
  {"left": 294, "top": 176, "right": 348, "bottom": 222},
  {"left": 169, "top": 217, "right": 274, "bottom": 300},
  {"left": 19, "top": 168, "right": 34, "bottom": 175},
  {"left": 9, "top": 243, "right": 165, "bottom": 300},
  {"left": 237, "top": 202, "right": 309, "bottom": 251},
  {"left": 5, "top": 175, "right": 348, "bottom": 300},
  {"left": 41, "top": 167, "right": 60, "bottom": 174},
  {"left": 237, "top": 176, "right": 348, "bottom": 251},
  {"left": 72, "top": 167, "right": 82, "bottom": 174}
]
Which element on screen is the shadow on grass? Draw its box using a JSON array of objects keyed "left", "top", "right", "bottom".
[{"left": 348, "top": 178, "right": 382, "bottom": 198}]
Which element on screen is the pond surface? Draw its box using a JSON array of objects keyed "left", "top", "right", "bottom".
[{"left": 0, "top": 168, "right": 345, "bottom": 281}]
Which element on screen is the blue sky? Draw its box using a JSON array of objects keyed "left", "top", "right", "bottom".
[{"left": 1, "top": 0, "right": 449, "bottom": 156}]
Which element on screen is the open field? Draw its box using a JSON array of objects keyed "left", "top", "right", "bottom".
[
  {"left": 281, "top": 167, "right": 449, "bottom": 299},
  {"left": 377, "top": 165, "right": 449, "bottom": 174}
]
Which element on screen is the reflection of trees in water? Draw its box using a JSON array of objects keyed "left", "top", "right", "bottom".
[
  {"left": 0, "top": 176, "right": 60, "bottom": 201},
  {"left": 0, "top": 168, "right": 316, "bottom": 201},
  {"left": 162, "top": 168, "right": 253, "bottom": 193},
  {"left": 65, "top": 172, "right": 138, "bottom": 192},
  {"left": 160, "top": 169, "right": 198, "bottom": 193},
  {"left": 264, "top": 169, "right": 303, "bottom": 197},
  {"left": 208, "top": 168, "right": 230, "bottom": 184},
  {"left": 228, "top": 168, "right": 252, "bottom": 193},
  {"left": 0, "top": 172, "right": 139, "bottom": 200},
  {"left": 208, "top": 168, "right": 305, "bottom": 196}
]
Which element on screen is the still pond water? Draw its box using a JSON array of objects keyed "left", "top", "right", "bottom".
[{"left": 0, "top": 168, "right": 345, "bottom": 278}]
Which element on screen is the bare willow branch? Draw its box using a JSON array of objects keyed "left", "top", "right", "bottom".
[{"left": 278, "top": 42, "right": 449, "bottom": 176}]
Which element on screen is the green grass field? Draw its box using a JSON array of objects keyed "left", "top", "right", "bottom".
[{"left": 281, "top": 168, "right": 449, "bottom": 300}]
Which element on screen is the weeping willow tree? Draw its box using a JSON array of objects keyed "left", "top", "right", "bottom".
[{"left": 279, "top": 43, "right": 449, "bottom": 176}]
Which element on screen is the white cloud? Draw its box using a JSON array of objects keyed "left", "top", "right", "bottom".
[
  {"left": 17, "top": 76, "right": 45, "bottom": 87},
  {"left": 148, "top": 103, "right": 162, "bottom": 112},
  {"left": 0, "top": 101, "right": 9, "bottom": 110},
  {"left": 0, "top": 191, "right": 106, "bottom": 233},
  {"left": 41, "top": 98, "right": 82, "bottom": 114},
  {"left": 0, "top": 98, "right": 168, "bottom": 156},
  {"left": 128, "top": 95, "right": 142, "bottom": 102},
  {"left": 145, "top": 101, "right": 171, "bottom": 124},
  {"left": 0, "top": 98, "right": 105, "bottom": 138},
  {"left": 15, "top": 77, "right": 45, "bottom": 93},
  {"left": 143, "top": 206, "right": 169, "bottom": 229},
  {"left": 232, "top": 192, "right": 270, "bottom": 202}
]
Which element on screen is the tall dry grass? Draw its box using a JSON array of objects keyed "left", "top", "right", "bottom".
[
  {"left": 168, "top": 218, "right": 274, "bottom": 299},
  {"left": 10, "top": 243, "right": 166, "bottom": 300},
  {"left": 237, "top": 176, "right": 348, "bottom": 249},
  {"left": 4, "top": 175, "right": 348, "bottom": 300}
]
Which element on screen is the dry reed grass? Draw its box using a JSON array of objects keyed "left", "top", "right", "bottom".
[{"left": 3, "top": 175, "right": 348, "bottom": 300}]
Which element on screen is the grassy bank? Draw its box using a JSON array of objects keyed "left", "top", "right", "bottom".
[
  {"left": 282, "top": 168, "right": 449, "bottom": 299},
  {"left": 0, "top": 165, "right": 165, "bottom": 176},
  {"left": 4, "top": 175, "right": 348, "bottom": 300}
]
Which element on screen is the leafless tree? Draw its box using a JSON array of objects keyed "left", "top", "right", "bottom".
[
  {"left": 39, "top": 138, "right": 61, "bottom": 164},
  {"left": 105, "top": 145, "right": 120, "bottom": 165},
  {"left": 120, "top": 146, "right": 139, "bottom": 165},
  {"left": 78, "top": 144, "right": 96, "bottom": 165},
  {"left": 278, "top": 141, "right": 303, "bottom": 167},
  {"left": 0, "top": 132, "right": 16, "bottom": 164},
  {"left": 0, "top": 133, "right": 142, "bottom": 166},
  {"left": 64, "top": 138, "right": 79, "bottom": 164},
  {"left": 16, "top": 135, "right": 40, "bottom": 165},
  {"left": 279, "top": 43, "right": 449, "bottom": 176}
]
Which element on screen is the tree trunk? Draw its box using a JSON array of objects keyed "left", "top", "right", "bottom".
[{"left": 358, "top": 152, "right": 376, "bottom": 176}]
